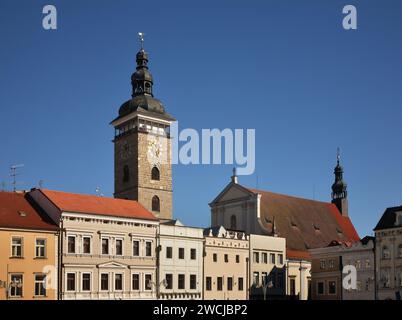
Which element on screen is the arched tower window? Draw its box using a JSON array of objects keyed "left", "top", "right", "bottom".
[
  {"left": 151, "top": 166, "right": 160, "bottom": 181},
  {"left": 152, "top": 195, "right": 160, "bottom": 212},
  {"left": 230, "top": 215, "right": 237, "bottom": 230},
  {"left": 123, "top": 165, "right": 130, "bottom": 183}
]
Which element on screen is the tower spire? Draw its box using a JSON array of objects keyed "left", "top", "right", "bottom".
[
  {"left": 331, "top": 148, "right": 348, "bottom": 217},
  {"left": 138, "top": 32, "right": 145, "bottom": 50}
]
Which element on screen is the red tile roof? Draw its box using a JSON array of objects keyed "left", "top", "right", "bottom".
[
  {"left": 248, "top": 188, "right": 360, "bottom": 260},
  {"left": 0, "top": 191, "right": 58, "bottom": 231},
  {"left": 39, "top": 189, "right": 157, "bottom": 221}
]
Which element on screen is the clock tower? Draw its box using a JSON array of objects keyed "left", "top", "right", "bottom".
[{"left": 110, "top": 38, "right": 175, "bottom": 220}]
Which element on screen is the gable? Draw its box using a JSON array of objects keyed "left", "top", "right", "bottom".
[
  {"left": 209, "top": 182, "right": 254, "bottom": 206},
  {"left": 97, "top": 261, "right": 128, "bottom": 269}
]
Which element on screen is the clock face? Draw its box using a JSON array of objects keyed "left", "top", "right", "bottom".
[
  {"left": 120, "top": 141, "right": 131, "bottom": 160},
  {"left": 147, "top": 138, "right": 163, "bottom": 164}
]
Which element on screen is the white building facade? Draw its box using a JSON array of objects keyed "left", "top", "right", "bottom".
[{"left": 157, "top": 221, "right": 204, "bottom": 300}]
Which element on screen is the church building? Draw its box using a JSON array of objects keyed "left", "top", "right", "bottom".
[{"left": 209, "top": 153, "right": 360, "bottom": 299}]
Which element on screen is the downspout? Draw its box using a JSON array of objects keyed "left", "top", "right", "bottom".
[{"left": 59, "top": 219, "right": 63, "bottom": 300}]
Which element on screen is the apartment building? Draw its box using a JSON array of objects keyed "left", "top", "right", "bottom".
[
  {"left": 0, "top": 191, "right": 59, "bottom": 300},
  {"left": 203, "top": 226, "right": 249, "bottom": 300},
  {"left": 28, "top": 189, "right": 159, "bottom": 300},
  {"left": 157, "top": 220, "right": 204, "bottom": 299},
  {"left": 249, "top": 234, "right": 286, "bottom": 299}
]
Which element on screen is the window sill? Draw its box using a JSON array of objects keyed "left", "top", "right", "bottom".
[
  {"left": 34, "top": 257, "right": 47, "bottom": 260},
  {"left": 9, "top": 256, "right": 24, "bottom": 259}
]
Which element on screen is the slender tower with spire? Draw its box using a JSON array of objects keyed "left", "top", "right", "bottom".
[
  {"left": 110, "top": 33, "right": 175, "bottom": 220},
  {"left": 331, "top": 148, "right": 348, "bottom": 217}
]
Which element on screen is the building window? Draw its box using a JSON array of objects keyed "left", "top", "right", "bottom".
[
  {"left": 382, "top": 246, "right": 390, "bottom": 259},
  {"left": 67, "top": 236, "right": 76, "bottom": 254},
  {"left": 317, "top": 281, "right": 324, "bottom": 295},
  {"left": 190, "top": 275, "right": 197, "bottom": 290},
  {"left": 278, "top": 254, "right": 284, "bottom": 265},
  {"left": 290, "top": 278, "right": 296, "bottom": 296},
  {"left": 236, "top": 255, "right": 240, "bottom": 263},
  {"left": 132, "top": 274, "right": 140, "bottom": 290},
  {"left": 227, "top": 277, "right": 233, "bottom": 291},
  {"left": 329, "top": 259, "right": 335, "bottom": 269},
  {"left": 152, "top": 195, "right": 160, "bottom": 212},
  {"left": 217, "top": 277, "right": 223, "bottom": 291},
  {"left": 123, "top": 165, "right": 130, "bottom": 183},
  {"left": 238, "top": 277, "right": 244, "bottom": 291},
  {"left": 328, "top": 281, "right": 336, "bottom": 294},
  {"left": 253, "top": 252, "right": 259, "bottom": 263},
  {"left": 133, "top": 240, "right": 140, "bottom": 256},
  {"left": 224, "top": 254, "right": 229, "bottom": 263},
  {"left": 11, "top": 237, "right": 23, "bottom": 257},
  {"left": 35, "top": 239, "right": 46, "bottom": 258},
  {"left": 34, "top": 274, "right": 46, "bottom": 297},
  {"left": 66, "top": 273, "right": 76, "bottom": 292},
  {"left": 178, "top": 274, "right": 185, "bottom": 290},
  {"left": 166, "top": 246, "right": 172, "bottom": 259},
  {"left": 365, "top": 259, "right": 371, "bottom": 268},
  {"left": 190, "top": 248, "right": 196, "bottom": 260},
  {"left": 82, "top": 273, "right": 91, "bottom": 292},
  {"left": 178, "top": 247, "right": 185, "bottom": 259},
  {"left": 165, "top": 274, "right": 173, "bottom": 289},
  {"left": 83, "top": 237, "right": 91, "bottom": 254},
  {"left": 398, "top": 244, "right": 402, "bottom": 258},
  {"left": 262, "top": 252, "right": 267, "bottom": 264},
  {"left": 270, "top": 253, "right": 275, "bottom": 264},
  {"left": 230, "top": 215, "right": 237, "bottom": 229},
  {"left": 102, "top": 238, "right": 109, "bottom": 255},
  {"left": 145, "top": 274, "right": 152, "bottom": 291},
  {"left": 253, "top": 272, "right": 259, "bottom": 286},
  {"left": 151, "top": 167, "right": 160, "bottom": 181},
  {"left": 115, "top": 274, "right": 123, "bottom": 291},
  {"left": 101, "top": 274, "right": 109, "bottom": 291},
  {"left": 213, "top": 253, "right": 217, "bottom": 262},
  {"left": 355, "top": 260, "right": 361, "bottom": 269},
  {"left": 320, "top": 260, "right": 326, "bottom": 270},
  {"left": 262, "top": 272, "right": 268, "bottom": 286},
  {"left": 116, "top": 239, "right": 123, "bottom": 256},
  {"left": 10, "top": 274, "right": 23, "bottom": 297},
  {"left": 145, "top": 241, "right": 152, "bottom": 257},
  {"left": 381, "top": 269, "right": 390, "bottom": 288},
  {"left": 206, "top": 277, "right": 212, "bottom": 291}
]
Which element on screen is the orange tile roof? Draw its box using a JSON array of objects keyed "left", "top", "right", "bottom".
[
  {"left": 0, "top": 191, "right": 58, "bottom": 231},
  {"left": 39, "top": 189, "right": 157, "bottom": 221},
  {"left": 248, "top": 188, "right": 360, "bottom": 260},
  {"left": 286, "top": 248, "right": 311, "bottom": 261}
]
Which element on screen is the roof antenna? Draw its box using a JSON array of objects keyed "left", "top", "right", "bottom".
[
  {"left": 1, "top": 181, "right": 6, "bottom": 191},
  {"left": 138, "top": 32, "right": 145, "bottom": 50},
  {"left": 10, "top": 164, "right": 24, "bottom": 192},
  {"left": 38, "top": 180, "right": 44, "bottom": 189}
]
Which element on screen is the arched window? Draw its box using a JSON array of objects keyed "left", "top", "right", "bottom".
[
  {"left": 382, "top": 246, "right": 390, "bottom": 259},
  {"left": 151, "top": 166, "right": 160, "bottom": 181},
  {"left": 123, "top": 165, "right": 130, "bottom": 183},
  {"left": 398, "top": 244, "right": 402, "bottom": 258},
  {"left": 230, "top": 215, "right": 237, "bottom": 230},
  {"left": 152, "top": 196, "right": 160, "bottom": 212}
]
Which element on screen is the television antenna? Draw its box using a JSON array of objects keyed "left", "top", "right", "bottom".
[
  {"left": 38, "top": 180, "right": 44, "bottom": 189},
  {"left": 10, "top": 164, "right": 24, "bottom": 192}
]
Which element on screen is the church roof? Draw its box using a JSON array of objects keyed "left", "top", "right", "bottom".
[
  {"left": 248, "top": 188, "right": 360, "bottom": 259},
  {"left": 0, "top": 191, "right": 58, "bottom": 231},
  {"left": 35, "top": 189, "right": 158, "bottom": 221}
]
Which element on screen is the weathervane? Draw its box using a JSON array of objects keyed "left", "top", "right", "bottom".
[{"left": 138, "top": 32, "right": 145, "bottom": 50}]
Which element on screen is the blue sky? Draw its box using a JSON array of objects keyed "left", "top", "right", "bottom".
[{"left": 0, "top": 0, "right": 401, "bottom": 237}]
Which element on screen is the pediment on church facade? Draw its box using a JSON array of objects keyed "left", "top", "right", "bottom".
[{"left": 209, "top": 182, "right": 255, "bottom": 206}]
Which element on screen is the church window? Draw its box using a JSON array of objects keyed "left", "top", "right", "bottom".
[
  {"left": 151, "top": 166, "right": 160, "bottom": 181},
  {"left": 230, "top": 215, "right": 237, "bottom": 230},
  {"left": 152, "top": 195, "right": 160, "bottom": 212},
  {"left": 123, "top": 165, "right": 130, "bottom": 183}
]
